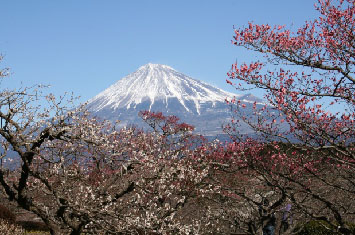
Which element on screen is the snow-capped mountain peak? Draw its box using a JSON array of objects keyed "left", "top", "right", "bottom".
[
  {"left": 138, "top": 63, "right": 175, "bottom": 71},
  {"left": 88, "top": 63, "right": 240, "bottom": 115},
  {"left": 86, "top": 64, "right": 266, "bottom": 135}
]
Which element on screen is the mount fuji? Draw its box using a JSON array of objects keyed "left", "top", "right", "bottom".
[{"left": 86, "top": 63, "right": 262, "bottom": 136}]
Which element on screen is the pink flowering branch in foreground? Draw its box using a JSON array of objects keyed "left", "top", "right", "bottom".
[{"left": 224, "top": 0, "right": 355, "bottom": 233}]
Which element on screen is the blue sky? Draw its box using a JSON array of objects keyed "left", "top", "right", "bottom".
[{"left": 1, "top": 0, "right": 317, "bottom": 104}]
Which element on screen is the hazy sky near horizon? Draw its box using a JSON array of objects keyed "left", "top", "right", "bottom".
[{"left": 1, "top": 0, "right": 317, "bottom": 103}]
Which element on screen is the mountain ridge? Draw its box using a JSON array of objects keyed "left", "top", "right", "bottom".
[{"left": 86, "top": 63, "right": 262, "bottom": 135}]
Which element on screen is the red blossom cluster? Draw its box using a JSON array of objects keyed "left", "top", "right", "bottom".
[
  {"left": 224, "top": 0, "right": 355, "bottom": 233},
  {"left": 139, "top": 110, "right": 195, "bottom": 134}
]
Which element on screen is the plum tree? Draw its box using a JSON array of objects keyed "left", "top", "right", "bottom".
[
  {"left": 0, "top": 66, "right": 212, "bottom": 234},
  {"left": 225, "top": 0, "right": 355, "bottom": 233}
]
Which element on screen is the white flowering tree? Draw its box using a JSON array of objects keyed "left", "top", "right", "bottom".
[{"left": 0, "top": 56, "right": 218, "bottom": 234}]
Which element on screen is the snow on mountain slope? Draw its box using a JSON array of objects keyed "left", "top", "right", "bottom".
[
  {"left": 88, "top": 63, "right": 241, "bottom": 115},
  {"left": 86, "top": 63, "right": 263, "bottom": 135}
]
